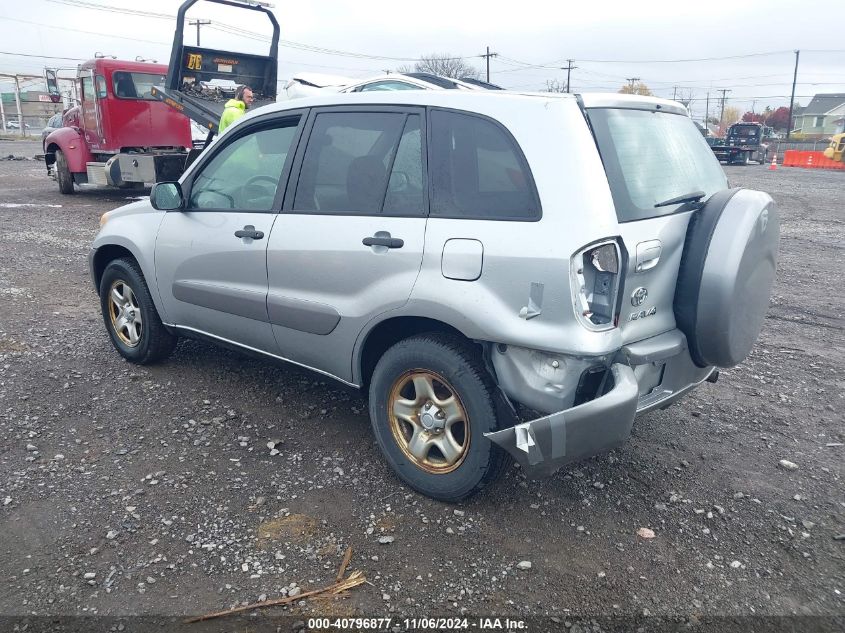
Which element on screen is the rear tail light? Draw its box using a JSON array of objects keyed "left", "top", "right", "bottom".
[{"left": 571, "top": 241, "right": 622, "bottom": 330}]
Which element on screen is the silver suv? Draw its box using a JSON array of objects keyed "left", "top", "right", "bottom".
[{"left": 90, "top": 91, "right": 779, "bottom": 501}]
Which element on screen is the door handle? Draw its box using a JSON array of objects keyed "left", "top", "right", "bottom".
[
  {"left": 235, "top": 225, "right": 264, "bottom": 240},
  {"left": 362, "top": 235, "right": 404, "bottom": 249}
]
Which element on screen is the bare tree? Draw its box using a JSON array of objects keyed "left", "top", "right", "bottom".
[
  {"left": 545, "top": 79, "right": 567, "bottom": 93},
  {"left": 675, "top": 88, "right": 695, "bottom": 109},
  {"left": 395, "top": 64, "right": 413, "bottom": 74},
  {"left": 410, "top": 53, "right": 480, "bottom": 79}
]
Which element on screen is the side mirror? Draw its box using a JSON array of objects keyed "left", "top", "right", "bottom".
[{"left": 150, "top": 182, "right": 183, "bottom": 211}]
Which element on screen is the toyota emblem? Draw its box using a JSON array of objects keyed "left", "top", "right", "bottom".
[{"left": 631, "top": 287, "right": 648, "bottom": 306}]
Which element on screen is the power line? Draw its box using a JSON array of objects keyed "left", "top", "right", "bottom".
[
  {"left": 0, "top": 50, "right": 86, "bottom": 61},
  {"left": 44, "top": 0, "right": 482, "bottom": 64},
  {"left": 0, "top": 16, "right": 171, "bottom": 46},
  {"left": 576, "top": 51, "right": 794, "bottom": 63}
]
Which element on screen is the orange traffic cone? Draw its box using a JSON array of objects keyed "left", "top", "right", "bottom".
[{"left": 768, "top": 154, "right": 777, "bottom": 170}]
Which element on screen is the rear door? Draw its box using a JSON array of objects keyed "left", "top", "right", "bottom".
[
  {"left": 266, "top": 106, "right": 427, "bottom": 382},
  {"left": 585, "top": 106, "right": 729, "bottom": 343},
  {"left": 154, "top": 112, "right": 304, "bottom": 353}
]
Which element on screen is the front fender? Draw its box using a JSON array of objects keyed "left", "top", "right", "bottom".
[
  {"left": 92, "top": 207, "right": 168, "bottom": 322},
  {"left": 44, "top": 127, "right": 92, "bottom": 172}
]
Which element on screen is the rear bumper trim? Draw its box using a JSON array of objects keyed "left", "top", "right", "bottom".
[{"left": 485, "top": 363, "right": 639, "bottom": 478}]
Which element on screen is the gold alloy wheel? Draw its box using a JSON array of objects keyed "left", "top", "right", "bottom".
[
  {"left": 387, "top": 370, "right": 470, "bottom": 474},
  {"left": 108, "top": 279, "right": 143, "bottom": 347}
]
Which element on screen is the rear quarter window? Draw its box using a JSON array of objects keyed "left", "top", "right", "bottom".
[
  {"left": 587, "top": 108, "right": 728, "bottom": 222},
  {"left": 429, "top": 109, "right": 540, "bottom": 221}
]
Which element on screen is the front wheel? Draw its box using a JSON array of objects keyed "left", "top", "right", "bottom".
[
  {"left": 99, "top": 258, "right": 177, "bottom": 364},
  {"left": 55, "top": 149, "right": 74, "bottom": 194},
  {"left": 368, "top": 334, "right": 510, "bottom": 502}
]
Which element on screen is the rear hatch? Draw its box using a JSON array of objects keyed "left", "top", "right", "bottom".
[{"left": 583, "top": 101, "right": 728, "bottom": 344}]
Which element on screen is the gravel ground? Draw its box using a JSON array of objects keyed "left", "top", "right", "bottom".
[{"left": 0, "top": 140, "right": 842, "bottom": 629}]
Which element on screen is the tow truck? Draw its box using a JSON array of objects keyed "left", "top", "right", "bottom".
[
  {"left": 710, "top": 121, "right": 770, "bottom": 165},
  {"left": 151, "top": 0, "right": 279, "bottom": 148},
  {"left": 42, "top": 0, "right": 278, "bottom": 195},
  {"left": 43, "top": 59, "right": 192, "bottom": 194}
]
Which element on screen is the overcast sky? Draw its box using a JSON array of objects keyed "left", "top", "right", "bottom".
[{"left": 2, "top": 0, "right": 844, "bottom": 121}]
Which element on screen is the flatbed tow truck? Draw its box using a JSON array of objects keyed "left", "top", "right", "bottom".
[
  {"left": 151, "top": 0, "right": 279, "bottom": 156},
  {"left": 43, "top": 0, "right": 278, "bottom": 193},
  {"left": 709, "top": 121, "right": 770, "bottom": 165}
]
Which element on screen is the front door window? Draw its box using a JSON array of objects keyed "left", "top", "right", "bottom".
[{"left": 189, "top": 119, "right": 300, "bottom": 211}]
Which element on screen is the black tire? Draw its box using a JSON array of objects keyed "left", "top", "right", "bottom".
[
  {"left": 99, "top": 257, "right": 177, "bottom": 364},
  {"left": 55, "top": 149, "right": 74, "bottom": 194},
  {"left": 368, "top": 333, "right": 510, "bottom": 502}
]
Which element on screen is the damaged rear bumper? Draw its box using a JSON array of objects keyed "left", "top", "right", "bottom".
[
  {"left": 484, "top": 329, "right": 715, "bottom": 478},
  {"left": 485, "top": 363, "right": 639, "bottom": 478}
]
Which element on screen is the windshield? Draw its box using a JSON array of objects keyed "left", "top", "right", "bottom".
[{"left": 587, "top": 108, "right": 727, "bottom": 222}]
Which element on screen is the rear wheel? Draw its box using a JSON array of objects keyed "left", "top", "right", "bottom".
[
  {"left": 99, "top": 258, "right": 177, "bottom": 364},
  {"left": 55, "top": 149, "right": 74, "bottom": 194},
  {"left": 368, "top": 334, "right": 509, "bottom": 502}
]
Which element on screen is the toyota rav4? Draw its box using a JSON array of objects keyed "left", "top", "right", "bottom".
[{"left": 90, "top": 91, "right": 779, "bottom": 501}]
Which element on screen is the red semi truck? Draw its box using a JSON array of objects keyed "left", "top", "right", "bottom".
[
  {"left": 43, "top": 58, "right": 193, "bottom": 194},
  {"left": 43, "top": 0, "right": 279, "bottom": 195}
]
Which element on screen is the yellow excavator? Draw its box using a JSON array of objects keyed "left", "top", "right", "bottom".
[{"left": 823, "top": 133, "right": 845, "bottom": 163}]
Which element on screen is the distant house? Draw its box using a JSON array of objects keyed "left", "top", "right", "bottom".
[{"left": 792, "top": 93, "right": 845, "bottom": 139}]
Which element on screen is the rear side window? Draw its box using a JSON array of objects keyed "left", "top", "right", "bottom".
[
  {"left": 112, "top": 72, "right": 165, "bottom": 100},
  {"left": 429, "top": 109, "right": 539, "bottom": 220},
  {"left": 293, "top": 111, "right": 423, "bottom": 215},
  {"left": 587, "top": 108, "right": 728, "bottom": 222}
]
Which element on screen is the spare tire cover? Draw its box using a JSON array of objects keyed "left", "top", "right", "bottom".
[{"left": 674, "top": 188, "right": 779, "bottom": 368}]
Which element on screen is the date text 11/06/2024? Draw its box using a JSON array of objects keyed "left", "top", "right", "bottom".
[{"left": 307, "top": 617, "right": 528, "bottom": 630}]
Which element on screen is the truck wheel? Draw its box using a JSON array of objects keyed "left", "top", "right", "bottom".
[
  {"left": 99, "top": 257, "right": 177, "bottom": 365},
  {"left": 368, "top": 334, "right": 510, "bottom": 502},
  {"left": 55, "top": 149, "right": 74, "bottom": 194}
]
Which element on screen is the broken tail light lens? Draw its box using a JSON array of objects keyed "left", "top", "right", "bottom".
[{"left": 571, "top": 241, "right": 621, "bottom": 330}]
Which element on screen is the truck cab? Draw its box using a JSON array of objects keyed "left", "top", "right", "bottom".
[{"left": 44, "top": 58, "right": 192, "bottom": 193}]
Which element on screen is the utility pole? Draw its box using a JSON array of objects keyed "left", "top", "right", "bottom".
[
  {"left": 561, "top": 59, "right": 577, "bottom": 93},
  {"left": 13, "top": 75, "right": 25, "bottom": 137},
  {"left": 705, "top": 91, "right": 710, "bottom": 130},
  {"left": 0, "top": 88, "right": 6, "bottom": 132},
  {"left": 718, "top": 88, "right": 731, "bottom": 131},
  {"left": 480, "top": 46, "right": 497, "bottom": 83},
  {"left": 626, "top": 77, "right": 640, "bottom": 92},
  {"left": 673, "top": 86, "right": 677, "bottom": 101},
  {"left": 189, "top": 19, "right": 211, "bottom": 46},
  {"left": 786, "top": 49, "right": 800, "bottom": 140}
]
